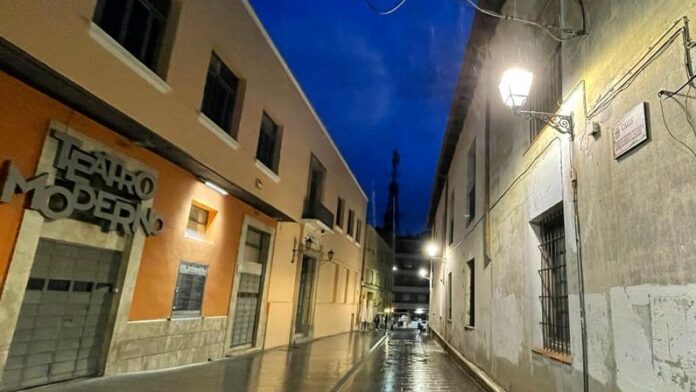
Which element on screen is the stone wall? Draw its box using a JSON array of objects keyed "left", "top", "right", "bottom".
[
  {"left": 430, "top": 1, "right": 696, "bottom": 392},
  {"left": 105, "top": 317, "right": 226, "bottom": 375}
]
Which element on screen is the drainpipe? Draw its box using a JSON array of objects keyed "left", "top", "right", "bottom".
[{"left": 569, "top": 134, "right": 589, "bottom": 392}]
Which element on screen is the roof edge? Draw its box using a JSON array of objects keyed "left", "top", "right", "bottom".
[
  {"left": 242, "top": 0, "right": 368, "bottom": 202},
  {"left": 425, "top": 0, "right": 505, "bottom": 228}
]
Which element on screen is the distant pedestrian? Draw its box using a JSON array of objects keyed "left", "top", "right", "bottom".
[{"left": 359, "top": 295, "right": 374, "bottom": 331}]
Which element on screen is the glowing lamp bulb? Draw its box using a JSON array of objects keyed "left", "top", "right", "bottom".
[
  {"left": 418, "top": 268, "right": 428, "bottom": 278},
  {"left": 424, "top": 242, "right": 439, "bottom": 258},
  {"left": 499, "top": 68, "right": 534, "bottom": 108}
]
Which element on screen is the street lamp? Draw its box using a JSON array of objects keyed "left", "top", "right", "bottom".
[
  {"left": 424, "top": 241, "right": 439, "bottom": 258},
  {"left": 498, "top": 68, "right": 574, "bottom": 135},
  {"left": 418, "top": 267, "right": 429, "bottom": 280}
]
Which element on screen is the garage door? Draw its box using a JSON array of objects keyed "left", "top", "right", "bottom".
[{"left": 1, "top": 239, "right": 121, "bottom": 391}]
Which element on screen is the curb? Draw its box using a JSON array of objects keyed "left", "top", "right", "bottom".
[
  {"left": 330, "top": 332, "right": 388, "bottom": 392},
  {"left": 430, "top": 328, "right": 507, "bottom": 392}
]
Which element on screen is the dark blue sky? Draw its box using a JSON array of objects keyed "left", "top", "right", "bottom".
[{"left": 249, "top": 0, "right": 475, "bottom": 234}]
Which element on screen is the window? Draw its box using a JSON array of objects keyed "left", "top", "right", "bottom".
[
  {"left": 447, "top": 272, "right": 452, "bottom": 320},
  {"left": 94, "top": 0, "right": 171, "bottom": 72},
  {"left": 528, "top": 44, "right": 562, "bottom": 141},
  {"left": 344, "top": 268, "right": 351, "bottom": 303},
  {"left": 186, "top": 204, "right": 209, "bottom": 240},
  {"left": 172, "top": 262, "right": 208, "bottom": 318},
  {"left": 448, "top": 192, "right": 454, "bottom": 245},
  {"left": 347, "top": 210, "right": 355, "bottom": 238},
  {"left": 356, "top": 219, "right": 363, "bottom": 244},
  {"left": 467, "top": 259, "right": 475, "bottom": 327},
  {"left": 335, "top": 198, "right": 345, "bottom": 228},
  {"left": 244, "top": 227, "right": 271, "bottom": 265},
  {"left": 256, "top": 112, "right": 282, "bottom": 173},
  {"left": 307, "top": 155, "right": 326, "bottom": 203},
  {"left": 201, "top": 53, "right": 241, "bottom": 135},
  {"left": 538, "top": 209, "right": 570, "bottom": 355},
  {"left": 467, "top": 141, "right": 476, "bottom": 225},
  {"left": 417, "top": 294, "right": 427, "bottom": 303}
]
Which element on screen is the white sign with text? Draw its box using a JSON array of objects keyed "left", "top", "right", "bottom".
[{"left": 613, "top": 102, "right": 649, "bottom": 158}]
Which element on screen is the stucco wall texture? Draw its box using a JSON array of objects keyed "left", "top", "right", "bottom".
[{"left": 430, "top": 1, "right": 696, "bottom": 392}]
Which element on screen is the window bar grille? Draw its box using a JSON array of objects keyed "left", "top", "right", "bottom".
[{"left": 538, "top": 210, "right": 570, "bottom": 355}]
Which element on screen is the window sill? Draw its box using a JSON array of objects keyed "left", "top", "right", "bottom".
[
  {"left": 184, "top": 230, "right": 214, "bottom": 244},
  {"left": 254, "top": 160, "right": 281, "bottom": 183},
  {"left": 88, "top": 22, "right": 172, "bottom": 94},
  {"left": 532, "top": 347, "right": 572, "bottom": 365},
  {"left": 335, "top": 226, "right": 344, "bottom": 234},
  {"left": 465, "top": 325, "right": 476, "bottom": 331},
  {"left": 198, "top": 113, "right": 241, "bottom": 150},
  {"left": 168, "top": 315, "right": 204, "bottom": 321}
]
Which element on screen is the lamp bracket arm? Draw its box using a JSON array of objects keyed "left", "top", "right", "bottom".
[{"left": 515, "top": 109, "right": 574, "bottom": 136}]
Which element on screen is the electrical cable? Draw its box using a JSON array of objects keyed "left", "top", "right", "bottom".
[
  {"left": 363, "top": 0, "right": 408, "bottom": 15},
  {"left": 462, "top": 0, "right": 585, "bottom": 41},
  {"left": 588, "top": 18, "right": 694, "bottom": 119},
  {"left": 658, "top": 97, "right": 696, "bottom": 162},
  {"left": 489, "top": 137, "right": 561, "bottom": 212},
  {"left": 683, "top": 84, "right": 696, "bottom": 140}
]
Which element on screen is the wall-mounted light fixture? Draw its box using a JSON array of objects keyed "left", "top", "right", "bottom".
[
  {"left": 202, "top": 179, "right": 229, "bottom": 196},
  {"left": 328, "top": 249, "right": 335, "bottom": 261},
  {"left": 424, "top": 241, "right": 439, "bottom": 258},
  {"left": 499, "top": 68, "right": 574, "bottom": 136},
  {"left": 418, "top": 267, "right": 430, "bottom": 281}
]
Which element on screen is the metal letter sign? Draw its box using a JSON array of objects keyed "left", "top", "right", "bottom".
[
  {"left": 0, "top": 130, "right": 164, "bottom": 236},
  {"left": 613, "top": 102, "right": 649, "bottom": 159}
]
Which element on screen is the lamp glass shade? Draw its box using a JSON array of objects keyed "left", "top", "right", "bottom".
[
  {"left": 425, "top": 242, "right": 439, "bottom": 258},
  {"left": 499, "top": 68, "right": 534, "bottom": 108},
  {"left": 418, "top": 267, "right": 428, "bottom": 278}
]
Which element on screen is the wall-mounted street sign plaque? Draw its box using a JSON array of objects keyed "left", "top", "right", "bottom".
[
  {"left": 0, "top": 129, "right": 164, "bottom": 236},
  {"left": 613, "top": 102, "right": 649, "bottom": 159}
]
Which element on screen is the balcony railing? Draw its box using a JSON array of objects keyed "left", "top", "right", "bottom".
[{"left": 302, "top": 198, "right": 334, "bottom": 232}]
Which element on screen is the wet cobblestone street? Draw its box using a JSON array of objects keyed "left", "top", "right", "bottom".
[
  {"left": 32, "top": 330, "right": 483, "bottom": 392},
  {"left": 342, "top": 330, "right": 485, "bottom": 392}
]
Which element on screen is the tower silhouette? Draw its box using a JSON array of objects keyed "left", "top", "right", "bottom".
[{"left": 382, "top": 149, "right": 400, "bottom": 242}]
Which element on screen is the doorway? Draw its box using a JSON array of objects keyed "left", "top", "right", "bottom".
[
  {"left": 294, "top": 255, "right": 316, "bottom": 336},
  {"left": 1, "top": 239, "right": 121, "bottom": 391},
  {"left": 230, "top": 226, "right": 271, "bottom": 348}
]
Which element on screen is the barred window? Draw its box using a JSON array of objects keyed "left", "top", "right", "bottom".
[
  {"left": 538, "top": 210, "right": 570, "bottom": 355},
  {"left": 528, "top": 44, "right": 562, "bottom": 141}
]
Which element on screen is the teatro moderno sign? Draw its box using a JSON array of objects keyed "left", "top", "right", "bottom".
[{"left": 0, "top": 130, "right": 164, "bottom": 236}]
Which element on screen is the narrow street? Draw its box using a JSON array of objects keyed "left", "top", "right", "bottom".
[
  {"left": 31, "top": 330, "right": 482, "bottom": 392},
  {"left": 342, "top": 330, "right": 486, "bottom": 392}
]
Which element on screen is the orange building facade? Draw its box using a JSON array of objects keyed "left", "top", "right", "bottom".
[{"left": 0, "top": 1, "right": 367, "bottom": 390}]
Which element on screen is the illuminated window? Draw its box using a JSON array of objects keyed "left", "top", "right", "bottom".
[{"left": 186, "top": 204, "right": 209, "bottom": 240}]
